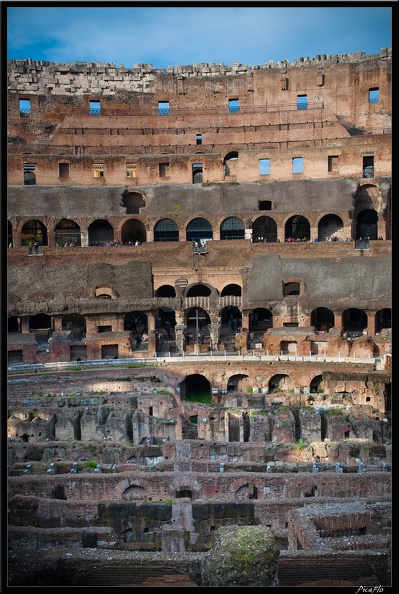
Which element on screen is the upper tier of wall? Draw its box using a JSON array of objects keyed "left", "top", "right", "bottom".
[{"left": 8, "top": 49, "right": 391, "bottom": 96}]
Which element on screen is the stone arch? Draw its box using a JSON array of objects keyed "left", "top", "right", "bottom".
[
  {"left": 115, "top": 477, "right": 148, "bottom": 499},
  {"left": 21, "top": 218, "right": 48, "bottom": 246},
  {"left": 317, "top": 213, "right": 345, "bottom": 241},
  {"left": 311, "top": 307, "right": 334, "bottom": 331},
  {"left": 55, "top": 218, "right": 81, "bottom": 246},
  {"left": 227, "top": 374, "right": 251, "bottom": 392},
  {"left": 169, "top": 477, "right": 202, "bottom": 499},
  {"left": 120, "top": 218, "right": 146, "bottom": 244},
  {"left": 88, "top": 219, "right": 114, "bottom": 245},
  {"left": 252, "top": 215, "right": 278, "bottom": 243},
  {"left": 220, "top": 283, "right": 242, "bottom": 297},
  {"left": 269, "top": 374, "right": 294, "bottom": 392},
  {"left": 285, "top": 215, "right": 310, "bottom": 241},
  {"left": 121, "top": 190, "right": 146, "bottom": 214},
  {"left": 220, "top": 216, "right": 245, "bottom": 240},
  {"left": 153, "top": 218, "right": 179, "bottom": 242},
  {"left": 186, "top": 217, "right": 213, "bottom": 241}
]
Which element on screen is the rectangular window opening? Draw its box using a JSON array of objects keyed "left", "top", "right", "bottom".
[
  {"left": 196, "top": 134, "right": 202, "bottom": 145},
  {"left": 59, "top": 163, "right": 70, "bottom": 178},
  {"left": 159, "top": 162, "right": 169, "bottom": 178},
  {"left": 259, "top": 158, "right": 270, "bottom": 175},
  {"left": 126, "top": 163, "right": 137, "bottom": 178},
  {"left": 89, "top": 100, "right": 101, "bottom": 115},
  {"left": 369, "top": 88, "right": 379, "bottom": 103},
  {"left": 228, "top": 98, "right": 240, "bottom": 113},
  {"left": 297, "top": 95, "right": 308, "bottom": 110},
  {"left": 363, "top": 156, "right": 374, "bottom": 178},
  {"left": 19, "top": 99, "right": 31, "bottom": 114},
  {"left": 328, "top": 155, "right": 339, "bottom": 173},
  {"left": 93, "top": 163, "right": 104, "bottom": 178},
  {"left": 292, "top": 157, "right": 303, "bottom": 174},
  {"left": 158, "top": 101, "right": 170, "bottom": 115}
]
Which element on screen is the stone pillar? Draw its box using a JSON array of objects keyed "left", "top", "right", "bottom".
[
  {"left": 20, "top": 317, "right": 30, "bottom": 333},
  {"left": 366, "top": 310, "right": 377, "bottom": 336},
  {"left": 47, "top": 229, "right": 56, "bottom": 247},
  {"left": 174, "top": 324, "right": 186, "bottom": 352},
  {"left": 53, "top": 317, "right": 63, "bottom": 331},
  {"left": 147, "top": 311, "right": 157, "bottom": 354},
  {"left": 208, "top": 322, "right": 221, "bottom": 350}
]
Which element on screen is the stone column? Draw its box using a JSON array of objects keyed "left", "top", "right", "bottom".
[{"left": 174, "top": 324, "right": 186, "bottom": 352}]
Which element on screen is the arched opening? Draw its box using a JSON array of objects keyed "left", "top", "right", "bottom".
[
  {"left": 29, "top": 313, "right": 52, "bottom": 346},
  {"left": 154, "top": 218, "right": 179, "bottom": 242},
  {"left": 55, "top": 219, "right": 81, "bottom": 247},
  {"left": 283, "top": 282, "right": 300, "bottom": 296},
  {"left": 8, "top": 316, "right": 20, "bottom": 333},
  {"left": 227, "top": 373, "right": 250, "bottom": 392},
  {"left": 221, "top": 284, "right": 241, "bottom": 297},
  {"left": 121, "top": 219, "right": 146, "bottom": 245},
  {"left": 124, "top": 311, "right": 148, "bottom": 333},
  {"left": 156, "top": 285, "right": 176, "bottom": 298},
  {"left": 342, "top": 308, "right": 368, "bottom": 336},
  {"left": 21, "top": 219, "right": 48, "bottom": 246},
  {"left": 249, "top": 308, "right": 272, "bottom": 331},
  {"left": 121, "top": 191, "right": 145, "bottom": 214},
  {"left": 220, "top": 216, "right": 245, "bottom": 240},
  {"left": 311, "top": 308, "right": 334, "bottom": 332},
  {"left": 61, "top": 313, "right": 86, "bottom": 339},
  {"left": 157, "top": 307, "right": 176, "bottom": 338},
  {"left": 186, "top": 284, "right": 212, "bottom": 297},
  {"left": 310, "top": 375, "right": 323, "bottom": 394},
  {"left": 88, "top": 220, "right": 114, "bottom": 246},
  {"left": 23, "top": 171, "right": 36, "bottom": 185},
  {"left": 252, "top": 215, "right": 277, "bottom": 243},
  {"left": 186, "top": 218, "right": 213, "bottom": 242},
  {"left": 223, "top": 151, "right": 238, "bottom": 177},
  {"left": 186, "top": 307, "right": 211, "bottom": 342},
  {"left": 356, "top": 209, "right": 378, "bottom": 240},
  {"left": 375, "top": 308, "right": 391, "bottom": 333},
  {"left": 180, "top": 374, "right": 212, "bottom": 405},
  {"left": 269, "top": 374, "right": 294, "bottom": 392},
  {"left": 318, "top": 214, "right": 344, "bottom": 242},
  {"left": 285, "top": 215, "right": 310, "bottom": 242}
]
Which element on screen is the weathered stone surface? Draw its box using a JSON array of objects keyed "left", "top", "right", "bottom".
[{"left": 201, "top": 525, "right": 279, "bottom": 586}]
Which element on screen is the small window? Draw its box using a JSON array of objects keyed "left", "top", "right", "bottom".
[
  {"left": 228, "top": 99, "right": 240, "bottom": 113},
  {"left": 259, "top": 159, "right": 270, "bottom": 175},
  {"left": 192, "top": 163, "right": 203, "bottom": 184},
  {"left": 158, "top": 101, "right": 170, "bottom": 115},
  {"left": 89, "top": 100, "right": 101, "bottom": 115},
  {"left": 23, "top": 163, "right": 36, "bottom": 185},
  {"left": 292, "top": 157, "right": 303, "bottom": 174},
  {"left": 159, "top": 162, "right": 169, "bottom": 178},
  {"left": 59, "top": 163, "right": 70, "bottom": 178},
  {"left": 19, "top": 99, "right": 30, "bottom": 114},
  {"left": 363, "top": 156, "right": 374, "bottom": 178},
  {"left": 196, "top": 134, "right": 202, "bottom": 145},
  {"left": 93, "top": 164, "right": 104, "bottom": 178},
  {"left": 98, "top": 325, "right": 112, "bottom": 332},
  {"left": 297, "top": 95, "right": 308, "bottom": 110},
  {"left": 126, "top": 163, "right": 137, "bottom": 178},
  {"left": 328, "top": 155, "right": 339, "bottom": 173},
  {"left": 369, "top": 88, "right": 379, "bottom": 103}
]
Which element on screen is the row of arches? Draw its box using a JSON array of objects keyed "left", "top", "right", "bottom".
[
  {"left": 9, "top": 306, "right": 391, "bottom": 337},
  {"left": 8, "top": 209, "right": 380, "bottom": 247}
]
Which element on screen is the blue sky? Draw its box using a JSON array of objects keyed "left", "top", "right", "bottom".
[{"left": 7, "top": 5, "right": 392, "bottom": 68}]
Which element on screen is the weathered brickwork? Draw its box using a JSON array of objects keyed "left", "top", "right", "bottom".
[{"left": 7, "top": 50, "right": 391, "bottom": 587}]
